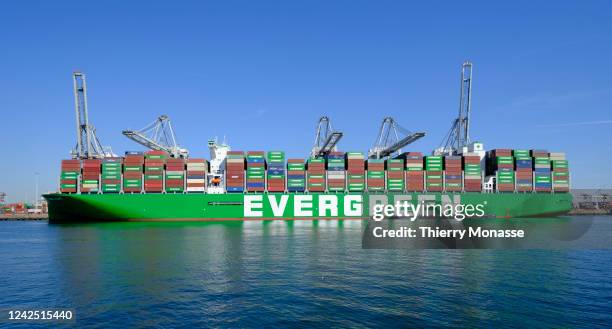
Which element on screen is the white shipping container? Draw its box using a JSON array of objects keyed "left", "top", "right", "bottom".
[
  {"left": 166, "top": 171, "right": 185, "bottom": 175},
  {"left": 549, "top": 152, "right": 566, "bottom": 160},
  {"left": 187, "top": 163, "right": 207, "bottom": 167}
]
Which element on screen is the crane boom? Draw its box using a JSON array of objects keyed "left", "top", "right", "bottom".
[
  {"left": 368, "top": 117, "right": 425, "bottom": 159},
  {"left": 311, "top": 116, "right": 343, "bottom": 158},
  {"left": 437, "top": 61, "right": 473, "bottom": 155},
  {"left": 71, "top": 72, "right": 112, "bottom": 159},
  {"left": 122, "top": 115, "right": 188, "bottom": 158}
]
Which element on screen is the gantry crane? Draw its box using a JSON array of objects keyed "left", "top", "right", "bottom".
[
  {"left": 122, "top": 115, "right": 189, "bottom": 158},
  {"left": 311, "top": 116, "right": 343, "bottom": 158},
  {"left": 71, "top": 72, "right": 113, "bottom": 159},
  {"left": 368, "top": 117, "right": 425, "bottom": 159},
  {"left": 437, "top": 61, "right": 474, "bottom": 155}
]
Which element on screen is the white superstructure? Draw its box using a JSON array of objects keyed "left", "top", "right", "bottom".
[{"left": 207, "top": 138, "right": 230, "bottom": 194}]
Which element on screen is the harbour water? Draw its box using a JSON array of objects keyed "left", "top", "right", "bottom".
[{"left": 1, "top": 217, "right": 611, "bottom": 327}]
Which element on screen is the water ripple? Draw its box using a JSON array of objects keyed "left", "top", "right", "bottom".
[{"left": 0, "top": 219, "right": 611, "bottom": 327}]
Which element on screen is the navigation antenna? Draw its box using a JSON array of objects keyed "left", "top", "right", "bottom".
[
  {"left": 311, "top": 116, "right": 343, "bottom": 158},
  {"left": 437, "top": 61, "right": 473, "bottom": 155},
  {"left": 368, "top": 117, "right": 425, "bottom": 159},
  {"left": 122, "top": 115, "right": 189, "bottom": 158},
  {"left": 71, "top": 72, "right": 112, "bottom": 159}
]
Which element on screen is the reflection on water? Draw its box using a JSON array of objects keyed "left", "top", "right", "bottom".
[{"left": 0, "top": 218, "right": 611, "bottom": 327}]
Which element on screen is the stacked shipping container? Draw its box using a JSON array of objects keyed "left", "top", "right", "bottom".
[
  {"left": 346, "top": 152, "right": 365, "bottom": 192},
  {"left": 102, "top": 158, "right": 122, "bottom": 193},
  {"left": 123, "top": 152, "right": 144, "bottom": 193},
  {"left": 165, "top": 158, "right": 185, "bottom": 193},
  {"left": 367, "top": 159, "right": 385, "bottom": 191},
  {"left": 81, "top": 159, "right": 101, "bottom": 193},
  {"left": 144, "top": 151, "right": 167, "bottom": 193},
  {"left": 226, "top": 151, "right": 245, "bottom": 192},
  {"left": 425, "top": 156, "right": 443, "bottom": 192},
  {"left": 186, "top": 159, "right": 207, "bottom": 192},
  {"left": 60, "top": 160, "right": 80, "bottom": 193},
  {"left": 59, "top": 149, "right": 571, "bottom": 195},
  {"left": 531, "top": 150, "right": 552, "bottom": 192},
  {"left": 386, "top": 159, "right": 404, "bottom": 191},
  {"left": 403, "top": 152, "right": 424, "bottom": 192},
  {"left": 444, "top": 156, "right": 462, "bottom": 192},
  {"left": 267, "top": 151, "right": 285, "bottom": 192},
  {"left": 487, "top": 149, "right": 514, "bottom": 192},
  {"left": 462, "top": 154, "right": 482, "bottom": 192},
  {"left": 246, "top": 152, "right": 265, "bottom": 192},
  {"left": 513, "top": 150, "right": 533, "bottom": 192},
  {"left": 550, "top": 152, "right": 569, "bottom": 193},
  {"left": 287, "top": 159, "right": 306, "bottom": 192},
  {"left": 326, "top": 152, "right": 346, "bottom": 192},
  {"left": 307, "top": 158, "right": 326, "bottom": 192}
]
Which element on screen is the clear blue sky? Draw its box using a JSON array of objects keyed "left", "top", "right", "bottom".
[{"left": 1, "top": 1, "right": 611, "bottom": 202}]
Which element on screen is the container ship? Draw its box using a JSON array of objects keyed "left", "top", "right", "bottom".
[
  {"left": 43, "top": 65, "right": 572, "bottom": 222},
  {"left": 44, "top": 144, "right": 572, "bottom": 223}
]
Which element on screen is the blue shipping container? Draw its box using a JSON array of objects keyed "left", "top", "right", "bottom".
[
  {"left": 516, "top": 160, "right": 532, "bottom": 168},
  {"left": 267, "top": 169, "right": 285, "bottom": 175}
]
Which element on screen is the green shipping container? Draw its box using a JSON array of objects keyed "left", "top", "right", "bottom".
[
  {"left": 496, "top": 157, "right": 514, "bottom": 165},
  {"left": 513, "top": 150, "right": 530, "bottom": 157}
]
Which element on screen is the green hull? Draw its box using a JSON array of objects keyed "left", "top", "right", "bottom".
[{"left": 44, "top": 192, "right": 573, "bottom": 223}]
